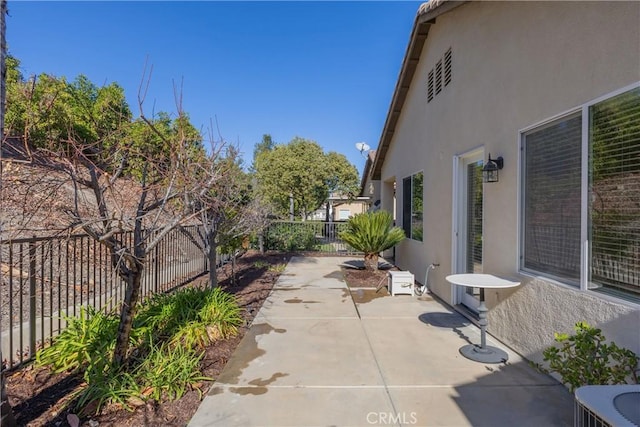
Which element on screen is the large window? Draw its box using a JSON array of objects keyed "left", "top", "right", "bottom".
[
  {"left": 402, "top": 172, "right": 423, "bottom": 241},
  {"left": 521, "top": 86, "right": 640, "bottom": 300}
]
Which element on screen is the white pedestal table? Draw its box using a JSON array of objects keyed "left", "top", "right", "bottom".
[{"left": 446, "top": 273, "right": 520, "bottom": 363}]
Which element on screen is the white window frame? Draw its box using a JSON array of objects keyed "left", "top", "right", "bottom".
[{"left": 519, "top": 82, "right": 640, "bottom": 304}]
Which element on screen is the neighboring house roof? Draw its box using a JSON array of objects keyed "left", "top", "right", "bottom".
[
  {"left": 370, "top": 0, "right": 466, "bottom": 181},
  {"left": 358, "top": 149, "right": 376, "bottom": 196}
]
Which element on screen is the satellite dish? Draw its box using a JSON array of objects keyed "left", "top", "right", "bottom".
[{"left": 355, "top": 142, "right": 370, "bottom": 155}]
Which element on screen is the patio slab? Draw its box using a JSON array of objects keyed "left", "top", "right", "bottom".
[
  {"left": 189, "top": 386, "right": 396, "bottom": 427},
  {"left": 257, "top": 287, "right": 357, "bottom": 319},
  {"left": 388, "top": 384, "right": 573, "bottom": 426},
  {"left": 361, "top": 317, "right": 559, "bottom": 387},
  {"left": 216, "top": 318, "right": 384, "bottom": 387},
  {"left": 189, "top": 256, "right": 574, "bottom": 426}
]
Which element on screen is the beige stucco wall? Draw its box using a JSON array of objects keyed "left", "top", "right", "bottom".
[{"left": 380, "top": 1, "right": 640, "bottom": 363}]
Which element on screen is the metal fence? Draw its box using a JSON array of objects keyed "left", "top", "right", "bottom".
[
  {"left": 263, "top": 221, "right": 361, "bottom": 255},
  {"left": 0, "top": 225, "right": 214, "bottom": 369}
]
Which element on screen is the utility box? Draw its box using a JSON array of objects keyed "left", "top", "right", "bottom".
[{"left": 387, "top": 271, "right": 414, "bottom": 296}]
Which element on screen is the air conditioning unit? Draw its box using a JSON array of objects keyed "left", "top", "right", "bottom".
[{"left": 574, "top": 385, "right": 640, "bottom": 427}]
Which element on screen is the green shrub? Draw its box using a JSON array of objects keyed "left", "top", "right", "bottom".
[
  {"left": 541, "top": 321, "right": 639, "bottom": 392},
  {"left": 265, "top": 222, "right": 318, "bottom": 251},
  {"left": 136, "top": 343, "right": 210, "bottom": 401},
  {"left": 73, "top": 363, "right": 141, "bottom": 414},
  {"left": 135, "top": 287, "right": 242, "bottom": 348},
  {"left": 36, "top": 306, "right": 118, "bottom": 373},
  {"left": 36, "top": 286, "right": 242, "bottom": 413}
]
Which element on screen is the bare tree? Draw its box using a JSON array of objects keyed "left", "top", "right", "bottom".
[
  {"left": 195, "top": 134, "right": 271, "bottom": 288},
  {"left": 56, "top": 69, "right": 229, "bottom": 365}
]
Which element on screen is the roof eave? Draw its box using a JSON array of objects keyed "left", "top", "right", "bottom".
[{"left": 370, "top": 1, "right": 467, "bottom": 181}]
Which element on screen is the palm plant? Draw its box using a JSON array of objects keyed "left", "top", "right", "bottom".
[{"left": 339, "top": 211, "right": 405, "bottom": 271}]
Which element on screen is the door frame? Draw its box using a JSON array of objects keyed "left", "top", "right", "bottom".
[{"left": 451, "top": 146, "right": 485, "bottom": 309}]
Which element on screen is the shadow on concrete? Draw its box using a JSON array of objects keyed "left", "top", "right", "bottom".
[
  {"left": 452, "top": 359, "right": 573, "bottom": 427},
  {"left": 340, "top": 260, "right": 393, "bottom": 270}
]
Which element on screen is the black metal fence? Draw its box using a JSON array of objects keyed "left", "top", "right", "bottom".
[
  {"left": 263, "top": 221, "right": 360, "bottom": 255},
  {"left": 0, "top": 225, "right": 214, "bottom": 369}
]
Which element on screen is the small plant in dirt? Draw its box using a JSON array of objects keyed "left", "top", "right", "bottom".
[
  {"left": 269, "top": 263, "right": 286, "bottom": 273},
  {"left": 253, "top": 260, "right": 270, "bottom": 269},
  {"left": 35, "top": 287, "right": 243, "bottom": 414},
  {"left": 540, "top": 321, "right": 639, "bottom": 392},
  {"left": 339, "top": 211, "right": 405, "bottom": 271}
]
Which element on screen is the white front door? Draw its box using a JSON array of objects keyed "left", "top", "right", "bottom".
[{"left": 453, "top": 149, "right": 484, "bottom": 311}]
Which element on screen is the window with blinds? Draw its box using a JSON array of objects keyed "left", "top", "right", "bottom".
[
  {"left": 521, "top": 85, "right": 640, "bottom": 300},
  {"left": 402, "top": 172, "right": 424, "bottom": 241},
  {"left": 589, "top": 87, "right": 640, "bottom": 297},
  {"left": 522, "top": 114, "right": 582, "bottom": 283},
  {"left": 467, "top": 162, "right": 483, "bottom": 273}
]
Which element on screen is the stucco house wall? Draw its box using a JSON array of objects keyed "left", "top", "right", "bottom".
[{"left": 377, "top": 1, "right": 640, "bottom": 363}]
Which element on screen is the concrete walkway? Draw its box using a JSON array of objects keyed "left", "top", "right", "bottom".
[{"left": 188, "top": 256, "right": 573, "bottom": 427}]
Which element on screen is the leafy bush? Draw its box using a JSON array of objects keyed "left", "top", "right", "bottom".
[
  {"left": 36, "top": 306, "right": 118, "bottom": 373},
  {"left": 136, "top": 343, "right": 210, "bottom": 401},
  {"left": 541, "top": 321, "right": 639, "bottom": 392},
  {"left": 36, "top": 286, "right": 242, "bottom": 413},
  {"left": 135, "top": 287, "right": 242, "bottom": 348},
  {"left": 264, "top": 222, "right": 318, "bottom": 251}
]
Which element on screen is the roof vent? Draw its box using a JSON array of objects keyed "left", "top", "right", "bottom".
[{"left": 426, "top": 48, "right": 452, "bottom": 103}]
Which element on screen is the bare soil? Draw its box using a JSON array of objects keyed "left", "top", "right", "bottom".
[{"left": 5, "top": 250, "right": 291, "bottom": 427}]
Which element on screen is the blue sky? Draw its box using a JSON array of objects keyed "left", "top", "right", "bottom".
[{"left": 6, "top": 1, "right": 422, "bottom": 175}]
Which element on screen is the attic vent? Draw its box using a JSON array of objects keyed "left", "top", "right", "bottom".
[
  {"left": 427, "top": 69, "right": 434, "bottom": 102},
  {"left": 435, "top": 59, "right": 443, "bottom": 95},
  {"left": 426, "top": 48, "right": 452, "bottom": 103},
  {"left": 444, "top": 48, "right": 452, "bottom": 86}
]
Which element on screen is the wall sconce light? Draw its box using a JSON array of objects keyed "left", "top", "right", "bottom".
[{"left": 482, "top": 154, "right": 504, "bottom": 183}]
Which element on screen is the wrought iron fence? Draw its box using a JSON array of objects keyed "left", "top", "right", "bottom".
[
  {"left": 0, "top": 225, "right": 215, "bottom": 369},
  {"left": 263, "top": 221, "right": 361, "bottom": 255}
]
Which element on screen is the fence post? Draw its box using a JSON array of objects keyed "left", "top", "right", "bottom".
[
  {"left": 28, "top": 239, "right": 36, "bottom": 359},
  {"left": 154, "top": 242, "right": 160, "bottom": 295}
]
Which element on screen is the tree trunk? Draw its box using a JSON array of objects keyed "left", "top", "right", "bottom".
[
  {"left": 112, "top": 269, "right": 143, "bottom": 366},
  {"left": 207, "top": 228, "right": 218, "bottom": 288},
  {"left": 364, "top": 253, "right": 378, "bottom": 271},
  {"left": 0, "top": 357, "right": 16, "bottom": 427}
]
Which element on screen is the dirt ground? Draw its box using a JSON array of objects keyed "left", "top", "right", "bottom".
[{"left": 5, "top": 252, "right": 388, "bottom": 427}]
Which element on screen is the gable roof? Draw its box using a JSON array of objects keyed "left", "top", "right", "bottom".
[{"left": 370, "top": 0, "right": 466, "bottom": 181}]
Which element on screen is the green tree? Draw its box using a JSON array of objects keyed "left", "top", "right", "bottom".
[
  {"left": 339, "top": 211, "right": 405, "bottom": 271},
  {"left": 250, "top": 133, "right": 274, "bottom": 173},
  {"left": 325, "top": 151, "right": 360, "bottom": 197},
  {"left": 254, "top": 137, "right": 359, "bottom": 220},
  {"left": 5, "top": 66, "right": 132, "bottom": 162}
]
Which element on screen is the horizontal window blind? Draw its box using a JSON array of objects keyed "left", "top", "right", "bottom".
[
  {"left": 523, "top": 114, "right": 582, "bottom": 282},
  {"left": 589, "top": 87, "right": 640, "bottom": 296},
  {"left": 466, "top": 162, "right": 483, "bottom": 274},
  {"left": 402, "top": 177, "right": 412, "bottom": 238},
  {"left": 412, "top": 172, "right": 423, "bottom": 242}
]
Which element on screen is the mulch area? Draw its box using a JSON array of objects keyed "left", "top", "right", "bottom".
[{"left": 5, "top": 250, "right": 291, "bottom": 427}]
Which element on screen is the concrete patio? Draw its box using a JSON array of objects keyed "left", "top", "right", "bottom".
[{"left": 188, "top": 256, "right": 573, "bottom": 427}]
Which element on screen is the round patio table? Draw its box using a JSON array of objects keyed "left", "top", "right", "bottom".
[{"left": 446, "top": 274, "right": 520, "bottom": 363}]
